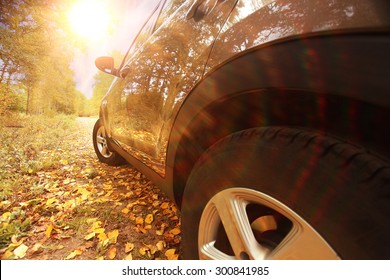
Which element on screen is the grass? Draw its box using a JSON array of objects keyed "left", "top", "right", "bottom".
[
  {"left": 0, "top": 113, "right": 76, "bottom": 176},
  {"left": 0, "top": 113, "right": 77, "bottom": 248}
]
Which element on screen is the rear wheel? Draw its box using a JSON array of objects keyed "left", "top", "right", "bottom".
[
  {"left": 181, "top": 127, "right": 390, "bottom": 259},
  {"left": 92, "top": 119, "right": 125, "bottom": 166}
]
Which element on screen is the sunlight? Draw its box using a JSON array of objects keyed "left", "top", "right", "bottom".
[{"left": 68, "top": 0, "right": 111, "bottom": 42}]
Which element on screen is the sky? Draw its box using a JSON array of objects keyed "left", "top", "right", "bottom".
[{"left": 70, "top": 1, "right": 159, "bottom": 99}]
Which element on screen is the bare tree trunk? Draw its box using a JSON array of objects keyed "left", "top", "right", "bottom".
[
  {"left": 26, "top": 84, "right": 31, "bottom": 115},
  {"left": 0, "top": 60, "right": 10, "bottom": 83}
]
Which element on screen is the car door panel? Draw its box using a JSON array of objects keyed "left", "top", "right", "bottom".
[{"left": 106, "top": 0, "right": 238, "bottom": 176}]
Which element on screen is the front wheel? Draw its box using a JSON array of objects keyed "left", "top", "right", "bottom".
[
  {"left": 92, "top": 119, "right": 125, "bottom": 166},
  {"left": 181, "top": 127, "right": 390, "bottom": 259}
]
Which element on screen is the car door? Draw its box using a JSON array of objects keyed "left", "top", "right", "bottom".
[{"left": 105, "top": 0, "right": 238, "bottom": 176}]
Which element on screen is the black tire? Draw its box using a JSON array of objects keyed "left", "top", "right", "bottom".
[
  {"left": 92, "top": 119, "right": 125, "bottom": 166},
  {"left": 181, "top": 127, "right": 390, "bottom": 259}
]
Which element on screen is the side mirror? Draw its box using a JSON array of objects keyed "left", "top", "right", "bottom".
[{"left": 95, "top": 56, "right": 118, "bottom": 76}]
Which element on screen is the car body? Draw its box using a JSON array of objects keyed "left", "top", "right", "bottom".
[{"left": 93, "top": 0, "right": 390, "bottom": 259}]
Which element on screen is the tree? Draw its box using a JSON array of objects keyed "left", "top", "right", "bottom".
[{"left": 0, "top": 0, "right": 78, "bottom": 115}]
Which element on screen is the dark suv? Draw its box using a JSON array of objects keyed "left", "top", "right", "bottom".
[{"left": 93, "top": 0, "right": 390, "bottom": 259}]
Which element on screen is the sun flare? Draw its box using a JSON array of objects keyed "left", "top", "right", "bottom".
[{"left": 68, "top": 0, "right": 111, "bottom": 42}]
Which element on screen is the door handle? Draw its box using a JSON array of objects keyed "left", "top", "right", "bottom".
[
  {"left": 186, "top": 0, "right": 205, "bottom": 20},
  {"left": 186, "top": 0, "right": 224, "bottom": 21}
]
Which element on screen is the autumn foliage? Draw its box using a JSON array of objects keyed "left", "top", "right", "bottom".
[{"left": 0, "top": 115, "right": 181, "bottom": 260}]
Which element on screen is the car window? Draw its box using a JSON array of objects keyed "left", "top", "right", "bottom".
[
  {"left": 120, "top": 1, "right": 163, "bottom": 69},
  {"left": 155, "top": 0, "right": 187, "bottom": 30}
]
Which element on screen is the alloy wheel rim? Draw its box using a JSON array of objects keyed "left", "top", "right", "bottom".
[
  {"left": 198, "top": 188, "right": 340, "bottom": 260},
  {"left": 96, "top": 126, "right": 112, "bottom": 158}
]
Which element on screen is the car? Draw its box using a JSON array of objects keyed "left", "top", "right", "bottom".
[{"left": 93, "top": 0, "right": 390, "bottom": 260}]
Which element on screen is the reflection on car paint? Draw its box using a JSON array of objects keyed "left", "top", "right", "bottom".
[
  {"left": 106, "top": 0, "right": 237, "bottom": 176},
  {"left": 105, "top": 0, "right": 389, "bottom": 177}
]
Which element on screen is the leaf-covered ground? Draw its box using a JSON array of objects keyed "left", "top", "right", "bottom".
[{"left": 0, "top": 115, "right": 181, "bottom": 260}]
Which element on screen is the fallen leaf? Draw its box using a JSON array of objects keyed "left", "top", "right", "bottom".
[
  {"left": 107, "top": 247, "right": 117, "bottom": 259},
  {"left": 125, "top": 242, "right": 134, "bottom": 253},
  {"left": 63, "top": 178, "right": 71, "bottom": 185},
  {"left": 165, "top": 248, "right": 179, "bottom": 260},
  {"left": 65, "top": 249, "right": 82, "bottom": 260},
  {"left": 1, "top": 211, "right": 11, "bottom": 222},
  {"left": 156, "top": 241, "right": 166, "bottom": 251},
  {"left": 135, "top": 217, "right": 144, "bottom": 225},
  {"left": 160, "top": 202, "right": 169, "bottom": 209},
  {"left": 52, "top": 245, "right": 65, "bottom": 251},
  {"left": 11, "top": 235, "right": 23, "bottom": 245},
  {"left": 14, "top": 244, "right": 28, "bottom": 259},
  {"left": 2, "top": 250, "right": 14, "bottom": 260},
  {"left": 139, "top": 246, "right": 149, "bottom": 256},
  {"left": 31, "top": 243, "right": 43, "bottom": 253},
  {"left": 169, "top": 228, "right": 181, "bottom": 235},
  {"left": 94, "top": 227, "right": 105, "bottom": 234},
  {"left": 45, "top": 224, "right": 53, "bottom": 238},
  {"left": 84, "top": 232, "right": 95, "bottom": 240},
  {"left": 46, "top": 198, "right": 57, "bottom": 207},
  {"left": 98, "top": 232, "right": 107, "bottom": 242},
  {"left": 108, "top": 230, "right": 119, "bottom": 243},
  {"left": 124, "top": 253, "right": 133, "bottom": 260},
  {"left": 145, "top": 214, "right": 153, "bottom": 224}
]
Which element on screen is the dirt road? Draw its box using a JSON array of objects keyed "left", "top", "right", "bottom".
[{"left": 1, "top": 117, "right": 181, "bottom": 260}]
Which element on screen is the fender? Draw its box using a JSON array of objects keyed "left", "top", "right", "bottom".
[{"left": 166, "top": 33, "right": 390, "bottom": 205}]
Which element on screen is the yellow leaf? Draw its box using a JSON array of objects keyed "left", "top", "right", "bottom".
[
  {"left": 145, "top": 214, "right": 154, "bottom": 224},
  {"left": 121, "top": 208, "right": 129, "bottom": 214},
  {"left": 139, "top": 246, "right": 149, "bottom": 256},
  {"left": 63, "top": 199, "right": 76, "bottom": 210},
  {"left": 108, "top": 230, "right": 119, "bottom": 243},
  {"left": 31, "top": 243, "right": 43, "bottom": 253},
  {"left": 156, "top": 229, "right": 165, "bottom": 236},
  {"left": 167, "top": 253, "right": 179, "bottom": 260},
  {"left": 156, "top": 241, "right": 166, "bottom": 251},
  {"left": 165, "top": 248, "right": 176, "bottom": 256},
  {"left": 65, "top": 249, "right": 82, "bottom": 260},
  {"left": 98, "top": 232, "right": 107, "bottom": 242},
  {"left": 125, "top": 242, "right": 134, "bottom": 253},
  {"left": 84, "top": 232, "right": 95, "bottom": 240},
  {"left": 46, "top": 198, "right": 57, "bottom": 207},
  {"left": 129, "top": 213, "right": 135, "bottom": 221},
  {"left": 160, "top": 202, "right": 169, "bottom": 209},
  {"left": 14, "top": 244, "right": 28, "bottom": 259},
  {"left": 107, "top": 247, "right": 117, "bottom": 259},
  {"left": 53, "top": 245, "right": 64, "bottom": 250},
  {"left": 63, "top": 178, "right": 71, "bottom": 185},
  {"left": 28, "top": 168, "right": 33, "bottom": 174},
  {"left": 2, "top": 250, "right": 14, "bottom": 260},
  {"left": 94, "top": 227, "right": 105, "bottom": 234},
  {"left": 135, "top": 217, "right": 144, "bottom": 225},
  {"left": 165, "top": 248, "right": 179, "bottom": 260},
  {"left": 91, "top": 221, "right": 102, "bottom": 229},
  {"left": 11, "top": 235, "right": 21, "bottom": 245},
  {"left": 169, "top": 228, "right": 181, "bottom": 235},
  {"left": 1, "top": 211, "right": 11, "bottom": 221},
  {"left": 45, "top": 224, "right": 53, "bottom": 238},
  {"left": 124, "top": 253, "right": 133, "bottom": 260},
  {"left": 78, "top": 188, "right": 90, "bottom": 201}
]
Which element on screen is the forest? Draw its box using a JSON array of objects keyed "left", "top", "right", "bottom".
[
  {"left": 1, "top": 0, "right": 183, "bottom": 261},
  {"left": 0, "top": 0, "right": 112, "bottom": 117}
]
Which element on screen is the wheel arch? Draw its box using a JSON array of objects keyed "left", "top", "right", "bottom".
[{"left": 167, "top": 33, "right": 390, "bottom": 207}]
